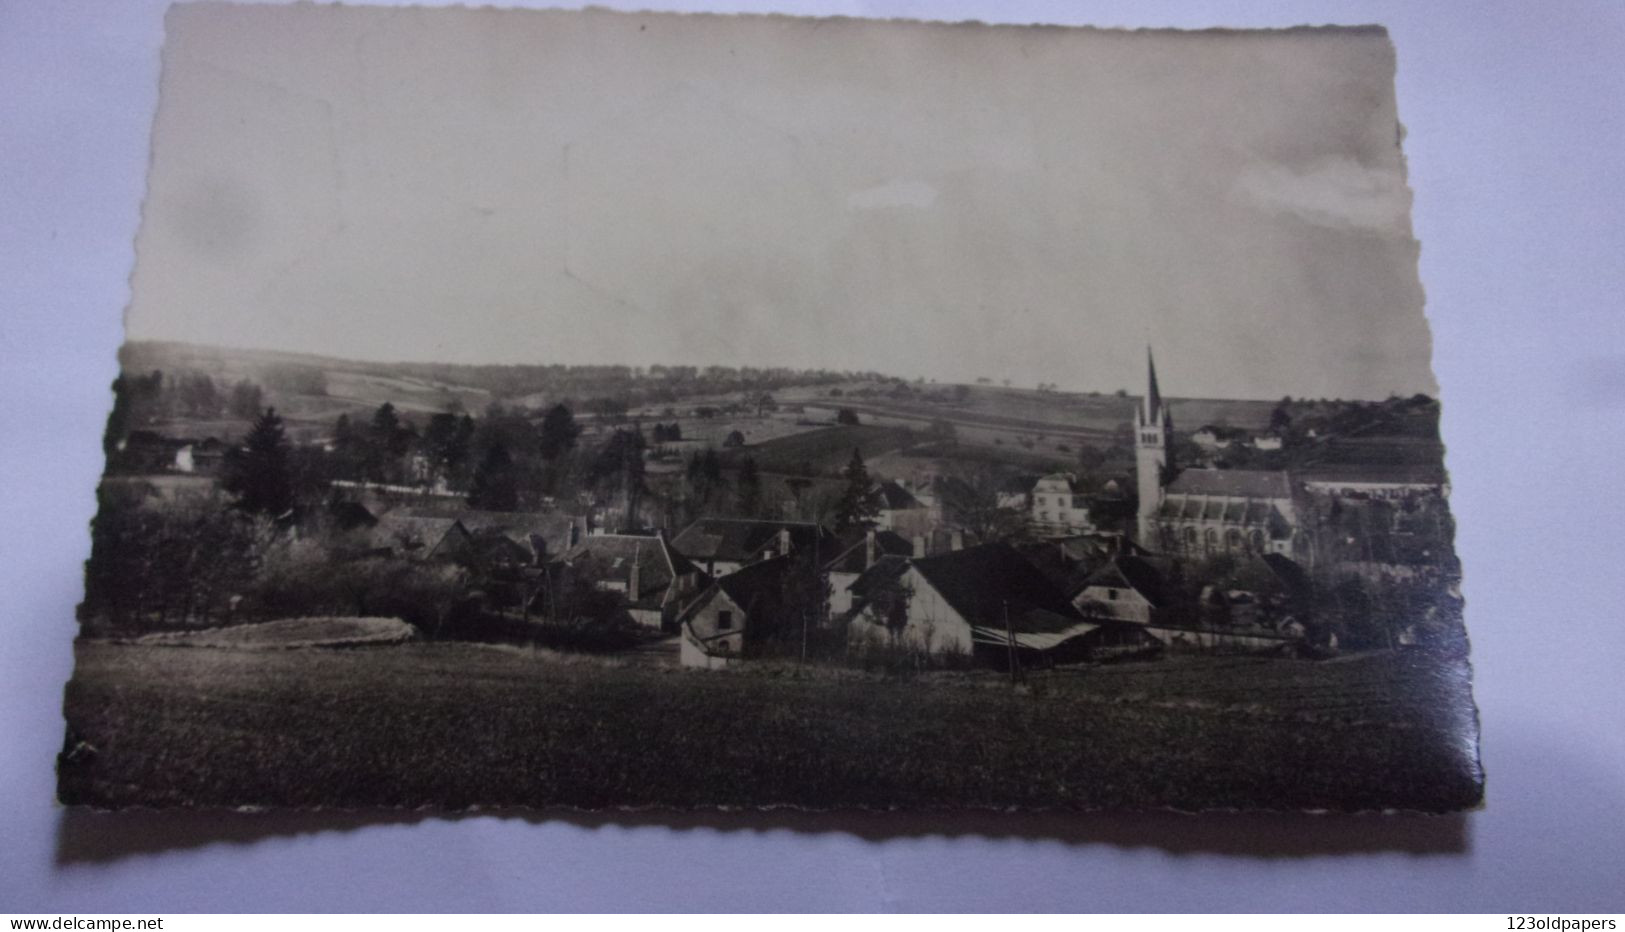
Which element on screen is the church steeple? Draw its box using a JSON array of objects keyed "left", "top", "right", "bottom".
[
  {"left": 1135, "top": 347, "right": 1173, "bottom": 547},
  {"left": 1143, "top": 346, "right": 1163, "bottom": 425}
]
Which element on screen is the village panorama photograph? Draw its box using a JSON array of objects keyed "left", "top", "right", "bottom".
[{"left": 60, "top": 4, "right": 1482, "bottom": 813}]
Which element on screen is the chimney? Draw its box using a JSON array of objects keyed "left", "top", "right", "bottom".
[
  {"left": 865, "top": 528, "right": 877, "bottom": 568},
  {"left": 629, "top": 545, "right": 642, "bottom": 599},
  {"left": 911, "top": 535, "right": 926, "bottom": 558},
  {"left": 950, "top": 530, "right": 964, "bottom": 552},
  {"left": 778, "top": 527, "right": 792, "bottom": 557}
]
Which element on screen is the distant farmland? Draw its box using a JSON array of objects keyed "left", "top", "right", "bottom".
[
  {"left": 725, "top": 424, "right": 924, "bottom": 475},
  {"left": 60, "top": 642, "right": 1482, "bottom": 812}
]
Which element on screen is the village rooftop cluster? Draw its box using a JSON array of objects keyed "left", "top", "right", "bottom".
[{"left": 86, "top": 342, "right": 1463, "bottom": 673}]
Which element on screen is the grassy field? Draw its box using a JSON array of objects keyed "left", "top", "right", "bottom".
[
  {"left": 726, "top": 424, "right": 925, "bottom": 475},
  {"left": 135, "top": 617, "right": 416, "bottom": 650},
  {"left": 59, "top": 642, "right": 1482, "bottom": 812}
]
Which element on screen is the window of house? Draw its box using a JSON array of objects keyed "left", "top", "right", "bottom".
[
  {"left": 718, "top": 610, "right": 733, "bottom": 630},
  {"left": 1106, "top": 588, "right": 1118, "bottom": 601}
]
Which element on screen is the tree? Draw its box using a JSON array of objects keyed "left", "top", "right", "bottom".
[
  {"left": 833, "top": 448, "right": 882, "bottom": 531},
  {"left": 538, "top": 404, "right": 582, "bottom": 460},
  {"left": 467, "top": 440, "right": 519, "bottom": 511},
  {"left": 589, "top": 428, "right": 648, "bottom": 529},
  {"left": 723, "top": 429, "right": 746, "bottom": 448},
  {"left": 423, "top": 411, "right": 474, "bottom": 487},
  {"left": 224, "top": 408, "right": 296, "bottom": 517},
  {"left": 736, "top": 456, "right": 762, "bottom": 517},
  {"left": 836, "top": 408, "right": 861, "bottom": 426}
]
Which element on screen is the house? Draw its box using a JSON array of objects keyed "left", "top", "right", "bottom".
[
  {"left": 845, "top": 543, "right": 1090, "bottom": 661},
  {"left": 1072, "top": 555, "right": 1174, "bottom": 626},
  {"left": 366, "top": 514, "right": 472, "bottom": 562},
  {"left": 873, "top": 480, "right": 929, "bottom": 534},
  {"left": 678, "top": 555, "right": 797, "bottom": 669},
  {"left": 1072, "top": 553, "right": 1304, "bottom": 652},
  {"left": 559, "top": 531, "right": 708, "bottom": 628},
  {"left": 441, "top": 509, "right": 590, "bottom": 565},
  {"left": 824, "top": 527, "right": 913, "bottom": 615},
  {"left": 669, "top": 517, "right": 837, "bottom": 577},
  {"left": 1030, "top": 473, "right": 1096, "bottom": 537}
]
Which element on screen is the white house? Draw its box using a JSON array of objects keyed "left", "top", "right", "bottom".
[{"left": 1030, "top": 473, "right": 1096, "bottom": 537}]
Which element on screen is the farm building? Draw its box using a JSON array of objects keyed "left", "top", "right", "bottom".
[
  {"left": 559, "top": 532, "right": 709, "bottom": 629},
  {"left": 436, "top": 508, "right": 590, "bottom": 565},
  {"left": 1072, "top": 553, "right": 1305, "bottom": 652},
  {"left": 677, "top": 555, "right": 798, "bottom": 669},
  {"left": 845, "top": 543, "right": 1090, "bottom": 661},
  {"left": 365, "top": 514, "right": 472, "bottom": 562},
  {"left": 669, "top": 517, "right": 838, "bottom": 577}
]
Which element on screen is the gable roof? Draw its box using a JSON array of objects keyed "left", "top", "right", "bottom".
[
  {"left": 562, "top": 533, "right": 701, "bottom": 605},
  {"left": 1166, "top": 468, "right": 1292, "bottom": 500},
  {"left": 714, "top": 555, "right": 796, "bottom": 617},
  {"left": 824, "top": 529, "right": 914, "bottom": 574},
  {"left": 875, "top": 480, "right": 923, "bottom": 510},
  {"left": 844, "top": 553, "right": 913, "bottom": 600},
  {"left": 409, "top": 508, "right": 587, "bottom": 558},
  {"left": 670, "top": 517, "right": 836, "bottom": 564},
  {"left": 1078, "top": 555, "right": 1173, "bottom": 608},
  {"left": 369, "top": 514, "right": 467, "bottom": 556},
  {"left": 909, "top": 543, "right": 1077, "bottom": 628}
]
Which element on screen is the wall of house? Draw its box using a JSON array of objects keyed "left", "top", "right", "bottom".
[
  {"left": 680, "top": 588, "right": 747, "bottom": 668},
  {"left": 848, "top": 570, "right": 973, "bottom": 657},
  {"left": 1074, "top": 585, "right": 1155, "bottom": 624}
]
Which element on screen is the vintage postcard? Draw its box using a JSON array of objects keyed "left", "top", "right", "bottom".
[{"left": 61, "top": 3, "right": 1481, "bottom": 812}]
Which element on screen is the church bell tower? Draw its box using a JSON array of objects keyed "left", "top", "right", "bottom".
[{"left": 1135, "top": 347, "right": 1173, "bottom": 546}]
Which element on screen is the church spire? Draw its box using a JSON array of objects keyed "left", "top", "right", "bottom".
[{"left": 1143, "top": 346, "right": 1164, "bottom": 424}]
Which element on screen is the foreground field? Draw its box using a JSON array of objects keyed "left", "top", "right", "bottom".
[{"left": 59, "top": 642, "right": 1482, "bottom": 812}]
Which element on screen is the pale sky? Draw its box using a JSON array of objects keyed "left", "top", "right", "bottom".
[{"left": 127, "top": 4, "right": 1436, "bottom": 400}]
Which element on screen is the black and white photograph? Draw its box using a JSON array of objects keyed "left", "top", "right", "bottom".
[{"left": 59, "top": 4, "right": 1482, "bottom": 813}]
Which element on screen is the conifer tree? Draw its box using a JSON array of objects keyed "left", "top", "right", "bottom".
[{"left": 226, "top": 407, "right": 295, "bottom": 517}]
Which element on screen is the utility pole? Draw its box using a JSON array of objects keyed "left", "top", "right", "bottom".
[{"left": 1003, "top": 599, "right": 1021, "bottom": 686}]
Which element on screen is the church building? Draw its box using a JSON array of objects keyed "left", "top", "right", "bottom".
[{"left": 1134, "top": 350, "right": 1305, "bottom": 560}]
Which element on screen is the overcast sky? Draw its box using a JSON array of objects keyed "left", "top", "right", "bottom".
[{"left": 126, "top": 4, "right": 1436, "bottom": 400}]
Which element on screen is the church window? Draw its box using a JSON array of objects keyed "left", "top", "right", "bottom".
[
  {"left": 1249, "top": 530, "right": 1264, "bottom": 552},
  {"left": 1226, "top": 529, "right": 1242, "bottom": 550},
  {"left": 1204, "top": 528, "right": 1218, "bottom": 551}
]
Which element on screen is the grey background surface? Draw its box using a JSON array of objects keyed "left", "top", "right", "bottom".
[{"left": 3, "top": 0, "right": 1622, "bottom": 913}]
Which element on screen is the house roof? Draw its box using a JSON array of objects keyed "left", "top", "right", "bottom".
[
  {"left": 714, "top": 555, "right": 796, "bottom": 617},
  {"left": 1077, "top": 555, "right": 1173, "bottom": 608},
  {"left": 825, "top": 529, "right": 914, "bottom": 574},
  {"left": 909, "top": 543, "right": 1077, "bottom": 628},
  {"left": 845, "top": 554, "right": 912, "bottom": 599},
  {"left": 670, "top": 518, "right": 835, "bottom": 564},
  {"left": 562, "top": 533, "right": 701, "bottom": 606},
  {"left": 369, "top": 514, "right": 467, "bottom": 555},
  {"left": 1166, "top": 468, "right": 1293, "bottom": 500},
  {"left": 875, "top": 480, "right": 923, "bottom": 510}
]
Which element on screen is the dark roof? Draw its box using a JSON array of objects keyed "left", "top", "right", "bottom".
[
  {"left": 562, "top": 533, "right": 700, "bottom": 605},
  {"left": 714, "top": 555, "right": 796, "bottom": 616},
  {"left": 670, "top": 518, "right": 836, "bottom": 564},
  {"left": 845, "top": 554, "right": 912, "bottom": 600},
  {"left": 875, "top": 480, "right": 923, "bottom": 510},
  {"left": 909, "top": 543, "right": 1077, "bottom": 628},
  {"left": 825, "top": 529, "right": 913, "bottom": 574},
  {"left": 404, "top": 508, "right": 587, "bottom": 558},
  {"left": 369, "top": 515, "right": 467, "bottom": 555},
  {"left": 1166, "top": 469, "right": 1292, "bottom": 499},
  {"left": 1297, "top": 463, "right": 1447, "bottom": 486},
  {"left": 1078, "top": 555, "right": 1172, "bottom": 608},
  {"left": 327, "top": 500, "right": 378, "bottom": 531},
  {"left": 1144, "top": 347, "right": 1164, "bottom": 423}
]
